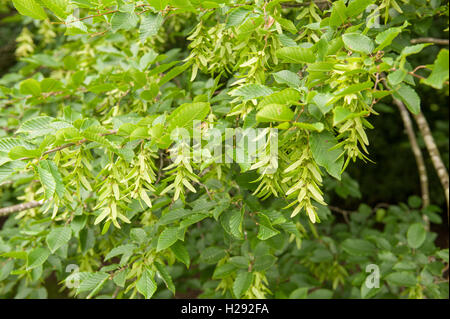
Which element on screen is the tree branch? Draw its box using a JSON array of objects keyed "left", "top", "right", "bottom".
[
  {"left": 328, "top": 205, "right": 350, "bottom": 224},
  {"left": 392, "top": 98, "right": 430, "bottom": 208},
  {"left": 0, "top": 200, "right": 43, "bottom": 217},
  {"left": 381, "top": 78, "right": 430, "bottom": 210},
  {"left": 379, "top": 75, "right": 449, "bottom": 214},
  {"left": 413, "top": 112, "right": 450, "bottom": 216},
  {"left": 410, "top": 38, "right": 450, "bottom": 45}
]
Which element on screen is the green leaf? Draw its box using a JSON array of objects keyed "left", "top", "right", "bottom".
[
  {"left": 393, "top": 261, "right": 417, "bottom": 271},
  {"left": 38, "top": 160, "right": 65, "bottom": 199},
  {"left": 104, "top": 244, "right": 136, "bottom": 261},
  {"left": 309, "top": 131, "right": 344, "bottom": 180},
  {"left": 229, "top": 209, "right": 244, "bottom": 239},
  {"left": 8, "top": 146, "right": 41, "bottom": 160},
  {"left": 229, "top": 84, "right": 274, "bottom": 100},
  {"left": 307, "top": 289, "right": 333, "bottom": 299},
  {"left": 289, "top": 287, "right": 308, "bottom": 299},
  {"left": 64, "top": 14, "right": 88, "bottom": 35},
  {"left": 259, "top": 88, "right": 301, "bottom": 109},
  {"left": 213, "top": 263, "right": 236, "bottom": 279},
  {"left": 408, "top": 195, "right": 422, "bottom": 208},
  {"left": 16, "top": 116, "right": 55, "bottom": 138},
  {"left": 77, "top": 272, "right": 109, "bottom": 298},
  {"left": 113, "top": 269, "right": 128, "bottom": 287},
  {"left": 139, "top": 12, "right": 163, "bottom": 42},
  {"left": 130, "top": 127, "right": 150, "bottom": 140},
  {"left": 360, "top": 281, "right": 381, "bottom": 299},
  {"left": 0, "top": 161, "right": 26, "bottom": 183},
  {"left": 111, "top": 12, "right": 139, "bottom": 32},
  {"left": 436, "top": 249, "right": 449, "bottom": 263},
  {"left": 40, "top": 78, "right": 63, "bottom": 92},
  {"left": 46, "top": 160, "right": 65, "bottom": 198},
  {"left": 256, "top": 104, "right": 294, "bottom": 122},
  {"left": 155, "top": 261, "right": 175, "bottom": 294},
  {"left": 341, "top": 238, "right": 376, "bottom": 256},
  {"left": 257, "top": 214, "right": 280, "bottom": 240},
  {"left": 27, "top": 247, "right": 50, "bottom": 270},
  {"left": 388, "top": 69, "right": 407, "bottom": 86},
  {"left": 276, "top": 46, "right": 316, "bottom": 64},
  {"left": 167, "top": 102, "right": 210, "bottom": 132},
  {"left": 141, "top": 88, "right": 158, "bottom": 101},
  {"left": 12, "top": 0, "right": 47, "bottom": 20},
  {"left": 346, "top": 0, "right": 375, "bottom": 18},
  {"left": 233, "top": 271, "right": 253, "bottom": 298},
  {"left": 136, "top": 268, "right": 157, "bottom": 299},
  {"left": 200, "top": 247, "right": 226, "bottom": 264},
  {"left": 148, "top": 0, "right": 169, "bottom": 10},
  {"left": 272, "top": 70, "right": 301, "bottom": 87},
  {"left": 375, "top": 25, "right": 404, "bottom": 51},
  {"left": 401, "top": 44, "right": 430, "bottom": 58},
  {"left": 170, "top": 0, "right": 195, "bottom": 12},
  {"left": 253, "top": 254, "right": 276, "bottom": 271},
  {"left": 276, "top": 17, "right": 297, "bottom": 34},
  {"left": 333, "top": 81, "right": 373, "bottom": 99},
  {"left": 229, "top": 256, "right": 250, "bottom": 269},
  {"left": 236, "top": 16, "right": 263, "bottom": 38},
  {"left": 159, "top": 62, "right": 192, "bottom": 86},
  {"left": 89, "top": 83, "right": 115, "bottom": 94},
  {"left": 170, "top": 241, "right": 190, "bottom": 268},
  {"left": 19, "top": 78, "right": 41, "bottom": 96},
  {"left": 37, "top": 161, "right": 56, "bottom": 200},
  {"left": 130, "top": 228, "right": 147, "bottom": 244},
  {"left": 46, "top": 227, "right": 72, "bottom": 253},
  {"left": 333, "top": 107, "right": 353, "bottom": 125},
  {"left": 41, "top": 0, "right": 69, "bottom": 19},
  {"left": 0, "top": 138, "right": 28, "bottom": 154},
  {"left": 393, "top": 84, "right": 421, "bottom": 114},
  {"left": 310, "top": 248, "right": 333, "bottom": 262},
  {"left": 329, "top": 0, "right": 348, "bottom": 27},
  {"left": 407, "top": 223, "right": 426, "bottom": 249},
  {"left": 179, "top": 213, "right": 208, "bottom": 228},
  {"left": 312, "top": 93, "right": 333, "bottom": 115},
  {"left": 157, "top": 227, "right": 179, "bottom": 251},
  {"left": 158, "top": 208, "right": 189, "bottom": 225},
  {"left": 226, "top": 7, "right": 249, "bottom": 27},
  {"left": 422, "top": 49, "right": 449, "bottom": 89},
  {"left": 385, "top": 271, "right": 417, "bottom": 287},
  {"left": 293, "top": 122, "right": 324, "bottom": 132},
  {"left": 0, "top": 260, "right": 14, "bottom": 281},
  {"left": 342, "top": 33, "right": 374, "bottom": 54}
]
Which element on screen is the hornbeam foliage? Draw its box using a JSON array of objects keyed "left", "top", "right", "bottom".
[{"left": 0, "top": 0, "right": 448, "bottom": 299}]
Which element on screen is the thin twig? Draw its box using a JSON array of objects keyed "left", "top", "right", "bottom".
[
  {"left": 61, "top": 4, "right": 150, "bottom": 24},
  {"left": 0, "top": 200, "right": 43, "bottom": 217},
  {"left": 197, "top": 182, "right": 213, "bottom": 200},
  {"left": 328, "top": 205, "right": 350, "bottom": 224},
  {"left": 410, "top": 38, "right": 449, "bottom": 45},
  {"left": 390, "top": 66, "right": 449, "bottom": 86},
  {"left": 18, "top": 130, "right": 118, "bottom": 161}
]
